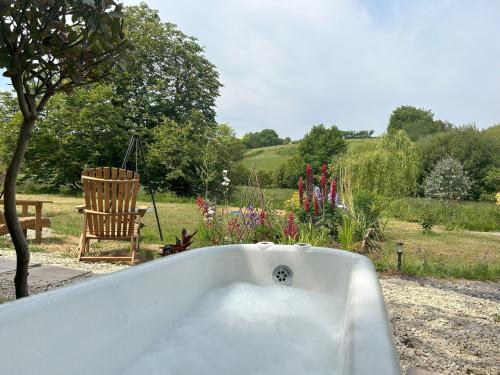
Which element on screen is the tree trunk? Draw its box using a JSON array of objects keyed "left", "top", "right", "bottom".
[{"left": 4, "top": 118, "right": 35, "bottom": 298}]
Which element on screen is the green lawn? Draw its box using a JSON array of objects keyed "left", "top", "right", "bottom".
[{"left": 378, "top": 220, "right": 500, "bottom": 280}]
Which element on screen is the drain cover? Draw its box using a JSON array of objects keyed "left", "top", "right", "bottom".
[{"left": 272, "top": 265, "right": 293, "bottom": 286}]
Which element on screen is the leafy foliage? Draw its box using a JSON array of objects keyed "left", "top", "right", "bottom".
[
  {"left": 0, "top": 91, "right": 20, "bottom": 167},
  {"left": 419, "top": 201, "right": 437, "bottom": 233},
  {"left": 338, "top": 130, "right": 419, "bottom": 197},
  {"left": 147, "top": 114, "right": 243, "bottom": 196},
  {"left": 417, "top": 125, "right": 499, "bottom": 199},
  {"left": 352, "top": 189, "right": 383, "bottom": 237},
  {"left": 113, "top": 3, "right": 221, "bottom": 129},
  {"left": 340, "top": 129, "right": 374, "bottom": 139},
  {"left": 241, "top": 129, "right": 288, "bottom": 149},
  {"left": 388, "top": 106, "right": 451, "bottom": 141},
  {"left": 298, "top": 124, "right": 346, "bottom": 169},
  {"left": 22, "top": 85, "right": 130, "bottom": 189},
  {"left": 0, "top": 0, "right": 127, "bottom": 99},
  {"left": 423, "top": 156, "right": 472, "bottom": 200}
]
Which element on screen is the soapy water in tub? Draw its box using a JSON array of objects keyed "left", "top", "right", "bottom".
[{"left": 123, "top": 282, "right": 343, "bottom": 375}]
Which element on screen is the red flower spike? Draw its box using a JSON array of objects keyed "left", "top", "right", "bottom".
[
  {"left": 330, "top": 179, "right": 337, "bottom": 208},
  {"left": 284, "top": 212, "right": 298, "bottom": 239},
  {"left": 320, "top": 174, "right": 326, "bottom": 196},
  {"left": 196, "top": 195, "right": 204, "bottom": 209},
  {"left": 259, "top": 210, "right": 266, "bottom": 225},
  {"left": 305, "top": 198, "right": 310, "bottom": 212}
]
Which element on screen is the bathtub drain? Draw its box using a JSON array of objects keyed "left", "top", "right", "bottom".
[{"left": 272, "top": 265, "right": 293, "bottom": 286}]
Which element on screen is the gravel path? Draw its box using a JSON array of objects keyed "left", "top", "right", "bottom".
[
  {"left": 381, "top": 275, "right": 500, "bottom": 374},
  {"left": 0, "top": 248, "right": 129, "bottom": 302},
  {"left": 1, "top": 248, "right": 498, "bottom": 374},
  {"left": 0, "top": 248, "right": 129, "bottom": 274}
]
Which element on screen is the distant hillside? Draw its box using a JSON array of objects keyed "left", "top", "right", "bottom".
[
  {"left": 241, "top": 138, "right": 377, "bottom": 171},
  {"left": 241, "top": 144, "right": 298, "bottom": 171}
]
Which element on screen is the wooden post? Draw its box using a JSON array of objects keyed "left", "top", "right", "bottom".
[
  {"left": 35, "top": 203, "right": 42, "bottom": 243},
  {"left": 21, "top": 203, "right": 28, "bottom": 238}
]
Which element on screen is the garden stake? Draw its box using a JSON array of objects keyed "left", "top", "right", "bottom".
[{"left": 396, "top": 240, "right": 403, "bottom": 271}]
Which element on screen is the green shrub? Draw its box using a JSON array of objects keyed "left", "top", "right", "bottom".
[
  {"left": 353, "top": 189, "right": 382, "bottom": 238},
  {"left": 291, "top": 222, "right": 330, "bottom": 247},
  {"left": 338, "top": 213, "right": 356, "bottom": 250},
  {"left": 419, "top": 202, "right": 437, "bottom": 233}
]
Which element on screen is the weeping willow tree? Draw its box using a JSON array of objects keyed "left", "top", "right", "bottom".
[{"left": 337, "top": 130, "right": 420, "bottom": 197}]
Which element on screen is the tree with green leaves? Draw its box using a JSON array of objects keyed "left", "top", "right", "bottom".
[
  {"left": 338, "top": 130, "right": 419, "bottom": 197},
  {"left": 0, "top": 91, "right": 20, "bottom": 169},
  {"left": 147, "top": 113, "right": 243, "bottom": 197},
  {"left": 424, "top": 156, "right": 472, "bottom": 201},
  {"left": 417, "top": 125, "right": 499, "bottom": 199},
  {"left": 298, "top": 124, "right": 346, "bottom": 169},
  {"left": 113, "top": 3, "right": 222, "bottom": 130},
  {"left": 0, "top": 0, "right": 126, "bottom": 298},
  {"left": 388, "top": 106, "right": 451, "bottom": 141},
  {"left": 241, "top": 128, "right": 285, "bottom": 149},
  {"left": 21, "top": 85, "right": 131, "bottom": 189}
]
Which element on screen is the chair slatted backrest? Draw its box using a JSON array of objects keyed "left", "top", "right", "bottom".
[{"left": 81, "top": 168, "right": 140, "bottom": 238}]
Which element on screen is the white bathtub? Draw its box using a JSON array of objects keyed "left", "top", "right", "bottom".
[{"left": 0, "top": 244, "right": 400, "bottom": 374}]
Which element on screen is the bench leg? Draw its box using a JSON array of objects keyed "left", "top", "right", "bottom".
[
  {"left": 35, "top": 204, "right": 42, "bottom": 243},
  {"left": 22, "top": 205, "right": 28, "bottom": 239},
  {"left": 78, "top": 215, "right": 88, "bottom": 261}
]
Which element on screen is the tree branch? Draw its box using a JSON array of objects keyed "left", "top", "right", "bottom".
[{"left": 10, "top": 75, "right": 33, "bottom": 120}]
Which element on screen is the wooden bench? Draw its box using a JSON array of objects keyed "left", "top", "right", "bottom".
[{"left": 0, "top": 200, "right": 52, "bottom": 243}]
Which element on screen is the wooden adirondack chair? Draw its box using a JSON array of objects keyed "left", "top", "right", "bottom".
[{"left": 78, "top": 167, "right": 142, "bottom": 263}]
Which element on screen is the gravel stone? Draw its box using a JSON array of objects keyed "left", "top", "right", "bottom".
[{"left": 380, "top": 275, "right": 500, "bottom": 375}]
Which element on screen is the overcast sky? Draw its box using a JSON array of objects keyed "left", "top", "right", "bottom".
[{"left": 2, "top": 0, "right": 499, "bottom": 139}]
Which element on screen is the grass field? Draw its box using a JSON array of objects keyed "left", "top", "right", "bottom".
[
  {"left": 378, "top": 220, "right": 500, "bottom": 280},
  {"left": 385, "top": 197, "right": 500, "bottom": 232},
  {"left": 241, "top": 143, "right": 298, "bottom": 171},
  {"left": 1, "top": 193, "right": 498, "bottom": 281},
  {"left": 240, "top": 138, "right": 377, "bottom": 171}
]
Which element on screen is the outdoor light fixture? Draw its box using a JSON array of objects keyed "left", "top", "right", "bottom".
[{"left": 396, "top": 240, "right": 403, "bottom": 271}]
